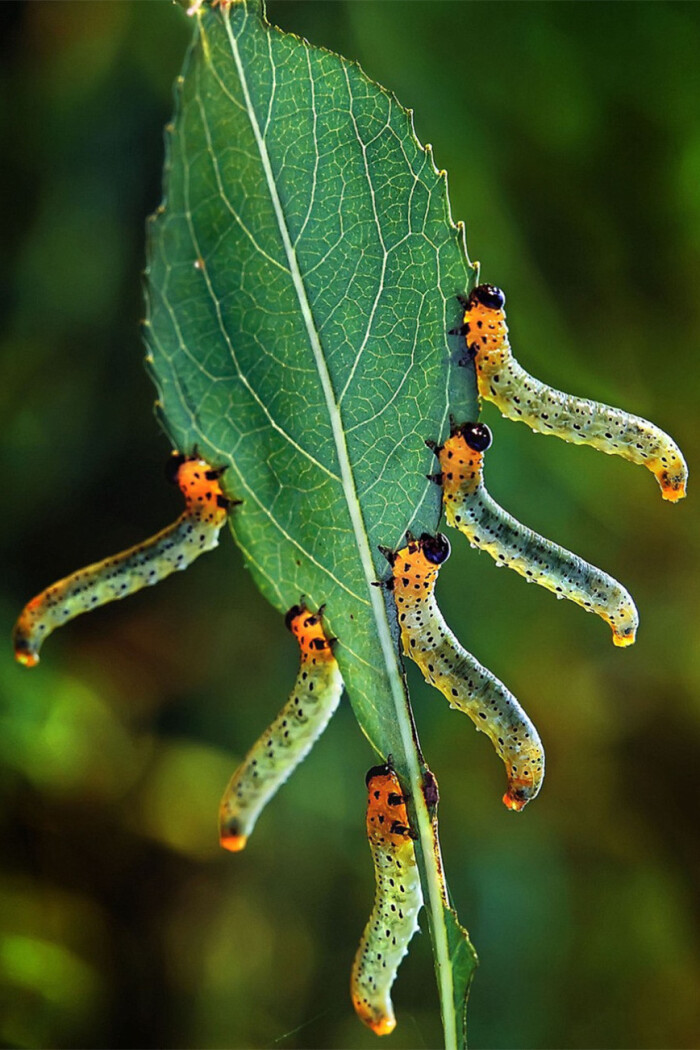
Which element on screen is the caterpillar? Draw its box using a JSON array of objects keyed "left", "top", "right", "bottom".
[
  {"left": 431, "top": 420, "right": 639, "bottom": 647},
  {"left": 12, "top": 453, "right": 233, "bottom": 667},
  {"left": 351, "top": 764, "right": 423, "bottom": 1037},
  {"left": 453, "top": 285, "right": 688, "bottom": 502},
  {"left": 386, "top": 533, "right": 544, "bottom": 810},
  {"left": 219, "top": 604, "right": 343, "bottom": 852}
]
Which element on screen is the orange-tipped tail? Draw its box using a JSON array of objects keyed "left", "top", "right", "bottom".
[
  {"left": 612, "top": 628, "right": 636, "bottom": 648},
  {"left": 369, "top": 1016, "right": 396, "bottom": 1037},
  {"left": 660, "top": 479, "right": 687, "bottom": 503},
  {"left": 502, "top": 790, "right": 527, "bottom": 812},
  {"left": 14, "top": 647, "right": 39, "bottom": 668},
  {"left": 652, "top": 457, "right": 687, "bottom": 503},
  {"left": 219, "top": 831, "right": 247, "bottom": 853},
  {"left": 502, "top": 775, "right": 539, "bottom": 811},
  {"left": 12, "top": 620, "right": 40, "bottom": 668},
  {"left": 352, "top": 998, "right": 396, "bottom": 1037}
]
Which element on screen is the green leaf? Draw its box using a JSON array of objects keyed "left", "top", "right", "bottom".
[
  {"left": 144, "top": 1, "right": 478, "bottom": 1044},
  {"left": 445, "top": 908, "right": 479, "bottom": 1047}
]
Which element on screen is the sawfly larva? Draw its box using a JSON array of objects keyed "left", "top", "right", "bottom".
[
  {"left": 431, "top": 420, "right": 638, "bottom": 646},
  {"left": 219, "top": 604, "right": 343, "bottom": 852},
  {"left": 13, "top": 453, "right": 232, "bottom": 667},
  {"left": 453, "top": 285, "right": 688, "bottom": 502},
  {"left": 385, "top": 533, "right": 544, "bottom": 811},
  {"left": 351, "top": 763, "right": 422, "bottom": 1036}
]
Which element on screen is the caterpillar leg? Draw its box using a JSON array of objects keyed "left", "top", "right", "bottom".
[
  {"left": 351, "top": 764, "right": 423, "bottom": 1036},
  {"left": 219, "top": 604, "right": 343, "bottom": 852},
  {"left": 12, "top": 453, "right": 233, "bottom": 667},
  {"left": 434, "top": 420, "right": 639, "bottom": 647},
  {"left": 457, "top": 285, "right": 688, "bottom": 502},
  {"left": 388, "top": 534, "right": 544, "bottom": 810}
]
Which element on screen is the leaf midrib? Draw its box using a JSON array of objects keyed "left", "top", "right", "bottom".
[{"left": 214, "top": 8, "right": 458, "bottom": 1048}]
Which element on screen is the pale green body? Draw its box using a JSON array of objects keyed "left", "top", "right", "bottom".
[
  {"left": 351, "top": 833, "right": 422, "bottom": 1033},
  {"left": 394, "top": 555, "right": 544, "bottom": 808},
  {"left": 442, "top": 449, "right": 638, "bottom": 645},
  {"left": 219, "top": 655, "right": 343, "bottom": 844},
  {"left": 13, "top": 511, "right": 223, "bottom": 665}
]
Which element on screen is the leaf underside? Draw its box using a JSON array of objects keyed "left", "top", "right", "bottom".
[{"left": 145, "top": 1, "right": 478, "bottom": 1045}]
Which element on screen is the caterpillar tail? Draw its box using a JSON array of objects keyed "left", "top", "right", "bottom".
[
  {"left": 351, "top": 764, "right": 423, "bottom": 1036},
  {"left": 388, "top": 533, "right": 544, "bottom": 810},
  {"left": 12, "top": 453, "right": 233, "bottom": 667},
  {"left": 219, "top": 604, "right": 343, "bottom": 852},
  {"left": 457, "top": 285, "right": 688, "bottom": 502},
  {"left": 435, "top": 420, "right": 639, "bottom": 647}
]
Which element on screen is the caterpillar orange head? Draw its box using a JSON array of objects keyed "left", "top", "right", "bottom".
[
  {"left": 165, "top": 449, "right": 229, "bottom": 485},
  {"left": 285, "top": 602, "right": 335, "bottom": 656}
]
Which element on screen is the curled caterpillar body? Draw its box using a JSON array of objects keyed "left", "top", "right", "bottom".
[
  {"left": 457, "top": 285, "right": 687, "bottom": 502},
  {"left": 389, "top": 534, "right": 544, "bottom": 810},
  {"left": 351, "top": 765, "right": 423, "bottom": 1037},
  {"left": 219, "top": 604, "right": 343, "bottom": 852},
  {"left": 12, "top": 454, "right": 232, "bottom": 667},
  {"left": 437, "top": 421, "right": 638, "bottom": 647}
]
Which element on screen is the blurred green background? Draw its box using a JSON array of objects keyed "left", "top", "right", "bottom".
[{"left": 1, "top": 2, "right": 699, "bottom": 1047}]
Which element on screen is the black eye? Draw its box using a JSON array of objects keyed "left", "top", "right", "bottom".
[
  {"left": 462, "top": 422, "right": 493, "bottom": 453},
  {"left": 366, "top": 763, "right": 392, "bottom": 787},
  {"left": 471, "top": 284, "right": 505, "bottom": 310},
  {"left": 165, "top": 452, "right": 187, "bottom": 485},
  {"left": 419, "top": 533, "right": 451, "bottom": 565}
]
